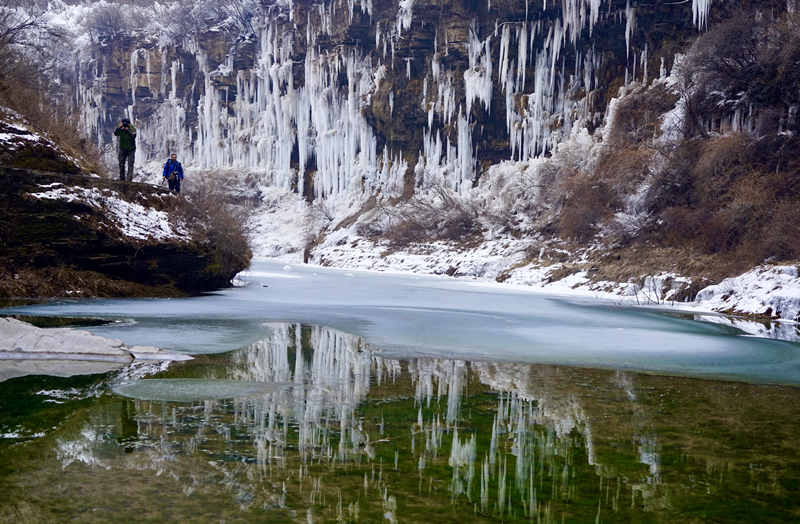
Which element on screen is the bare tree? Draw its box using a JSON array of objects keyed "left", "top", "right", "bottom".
[
  {"left": 0, "top": 1, "right": 49, "bottom": 78},
  {"left": 85, "top": 5, "right": 129, "bottom": 42},
  {"left": 219, "top": 0, "right": 258, "bottom": 36}
]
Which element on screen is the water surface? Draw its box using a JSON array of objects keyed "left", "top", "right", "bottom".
[
  {"left": 4, "top": 261, "right": 800, "bottom": 383},
  {"left": 1, "top": 323, "right": 799, "bottom": 522}
]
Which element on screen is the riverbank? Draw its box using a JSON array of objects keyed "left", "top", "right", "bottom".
[
  {"left": 294, "top": 234, "right": 800, "bottom": 341},
  {"left": 239, "top": 184, "right": 800, "bottom": 328}
]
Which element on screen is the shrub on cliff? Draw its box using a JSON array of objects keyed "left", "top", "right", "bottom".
[
  {"left": 646, "top": 135, "right": 800, "bottom": 267},
  {"left": 169, "top": 175, "right": 252, "bottom": 284},
  {"left": 682, "top": 9, "right": 800, "bottom": 137}
]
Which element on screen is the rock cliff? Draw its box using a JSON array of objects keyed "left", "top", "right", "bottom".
[{"left": 0, "top": 165, "right": 249, "bottom": 299}]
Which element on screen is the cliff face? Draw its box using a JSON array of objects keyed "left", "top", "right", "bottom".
[
  {"left": 68, "top": 0, "right": 717, "bottom": 193},
  {"left": 66, "top": 0, "right": 792, "bottom": 197}
]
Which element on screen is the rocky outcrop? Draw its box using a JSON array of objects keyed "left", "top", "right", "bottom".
[{"left": 0, "top": 167, "right": 248, "bottom": 298}]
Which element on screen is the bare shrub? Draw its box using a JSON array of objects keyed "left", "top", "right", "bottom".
[
  {"left": 606, "top": 84, "right": 679, "bottom": 146},
  {"left": 659, "top": 206, "right": 709, "bottom": 247},
  {"left": 158, "top": 3, "right": 203, "bottom": 42},
  {"left": 753, "top": 199, "right": 800, "bottom": 262},
  {"left": 650, "top": 131, "right": 800, "bottom": 265},
  {"left": 681, "top": 8, "right": 800, "bottom": 137},
  {"left": 218, "top": 0, "right": 258, "bottom": 35},
  {"left": 605, "top": 209, "right": 652, "bottom": 245},
  {"left": 595, "top": 146, "right": 652, "bottom": 188},
  {"left": 382, "top": 187, "right": 481, "bottom": 248},
  {"left": 690, "top": 134, "right": 750, "bottom": 202},
  {"left": 557, "top": 170, "right": 617, "bottom": 242},
  {"left": 644, "top": 141, "right": 699, "bottom": 213},
  {"left": 85, "top": 5, "right": 129, "bottom": 41},
  {"left": 0, "top": 2, "right": 103, "bottom": 173},
  {"left": 169, "top": 176, "right": 252, "bottom": 280},
  {"left": 700, "top": 205, "right": 749, "bottom": 253}
]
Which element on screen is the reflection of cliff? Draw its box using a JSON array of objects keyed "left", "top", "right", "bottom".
[{"left": 26, "top": 322, "right": 800, "bottom": 522}]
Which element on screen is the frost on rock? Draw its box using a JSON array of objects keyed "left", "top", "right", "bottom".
[
  {"left": 29, "top": 183, "right": 186, "bottom": 241},
  {"left": 695, "top": 266, "right": 800, "bottom": 321}
]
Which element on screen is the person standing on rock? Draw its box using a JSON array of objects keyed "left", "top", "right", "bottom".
[
  {"left": 114, "top": 118, "right": 137, "bottom": 181},
  {"left": 162, "top": 152, "right": 184, "bottom": 195}
]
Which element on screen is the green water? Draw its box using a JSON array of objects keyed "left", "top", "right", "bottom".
[{"left": 1, "top": 323, "right": 800, "bottom": 523}]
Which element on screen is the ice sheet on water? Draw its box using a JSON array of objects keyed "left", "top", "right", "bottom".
[{"left": 113, "top": 379, "right": 289, "bottom": 402}]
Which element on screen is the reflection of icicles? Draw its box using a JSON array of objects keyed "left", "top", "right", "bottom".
[
  {"left": 56, "top": 426, "right": 109, "bottom": 470},
  {"left": 409, "top": 358, "right": 467, "bottom": 421},
  {"left": 228, "top": 323, "right": 405, "bottom": 464},
  {"left": 615, "top": 370, "right": 637, "bottom": 401},
  {"left": 480, "top": 456, "right": 489, "bottom": 512},
  {"left": 489, "top": 415, "right": 498, "bottom": 466},
  {"left": 448, "top": 428, "right": 477, "bottom": 499},
  {"left": 637, "top": 435, "right": 660, "bottom": 478},
  {"left": 497, "top": 455, "right": 507, "bottom": 516}
]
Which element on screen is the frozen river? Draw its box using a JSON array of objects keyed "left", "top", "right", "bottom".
[{"left": 5, "top": 260, "right": 800, "bottom": 384}]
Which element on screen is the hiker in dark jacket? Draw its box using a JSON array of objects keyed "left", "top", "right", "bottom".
[
  {"left": 114, "top": 118, "right": 136, "bottom": 181},
  {"left": 162, "top": 153, "right": 184, "bottom": 194}
]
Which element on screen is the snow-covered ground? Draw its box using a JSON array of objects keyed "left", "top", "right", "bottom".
[
  {"left": 0, "top": 108, "right": 81, "bottom": 169},
  {"left": 29, "top": 182, "right": 187, "bottom": 241}
]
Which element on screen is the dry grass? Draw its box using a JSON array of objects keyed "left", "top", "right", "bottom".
[{"left": 645, "top": 134, "right": 800, "bottom": 266}]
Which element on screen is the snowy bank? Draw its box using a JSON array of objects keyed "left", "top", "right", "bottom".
[
  {"left": 694, "top": 266, "right": 800, "bottom": 322},
  {"left": 29, "top": 183, "right": 187, "bottom": 242},
  {"left": 303, "top": 231, "right": 800, "bottom": 329}
]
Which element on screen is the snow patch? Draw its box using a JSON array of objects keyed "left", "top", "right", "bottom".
[
  {"left": 695, "top": 265, "right": 800, "bottom": 320},
  {"left": 29, "top": 185, "right": 187, "bottom": 241}
]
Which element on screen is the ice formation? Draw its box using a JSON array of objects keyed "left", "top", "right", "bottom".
[{"left": 50, "top": 0, "right": 728, "bottom": 223}]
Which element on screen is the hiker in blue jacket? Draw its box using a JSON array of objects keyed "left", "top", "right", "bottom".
[{"left": 162, "top": 153, "right": 184, "bottom": 194}]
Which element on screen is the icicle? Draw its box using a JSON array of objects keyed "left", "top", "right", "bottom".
[
  {"left": 641, "top": 43, "right": 648, "bottom": 85},
  {"left": 463, "top": 20, "right": 493, "bottom": 114},
  {"left": 693, "top": 0, "right": 713, "bottom": 30},
  {"left": 625, "top": 1, "right": 636, "bottom": 60},
  {"left": 517, "top": 23, "right": 528, "bottom": 91},
  {"left": 396, "top": 0, "right": 415, "bottom": 35}
]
